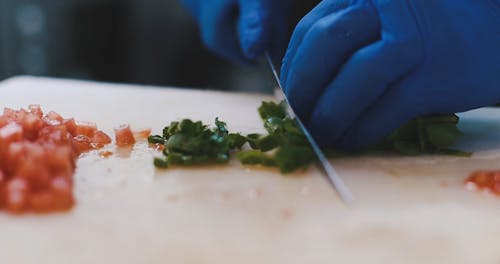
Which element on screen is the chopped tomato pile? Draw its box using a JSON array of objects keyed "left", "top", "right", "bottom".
[
  {"left": 0, "top": 105, "right": 111, "bottom": 213},
  {"left": 465, "top": 170, "right": 500, "bottom": 196}
]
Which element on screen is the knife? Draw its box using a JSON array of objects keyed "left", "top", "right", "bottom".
[{"left": 265, "top": 53, "right": 354, "bottom": 205}]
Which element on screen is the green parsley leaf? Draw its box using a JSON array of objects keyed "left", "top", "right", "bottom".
[{"left": 153, "top": 118, "right": 247, "bottom": 169}]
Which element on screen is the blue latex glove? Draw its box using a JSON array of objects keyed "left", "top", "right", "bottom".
[
  {"left": 181, "top": 0, "right": 295, "bottom": 62},
  {"left": 281, "top": 0, "right": 500, "bottom": 150}
]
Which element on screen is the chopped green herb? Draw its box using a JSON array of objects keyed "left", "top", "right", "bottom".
[
  {"left": 151, "top": 117, "right": 245, "bottom": 168},
  {"left": 258, "top": 101, "right": 287, "bottom": 120},
  {"left": 148, "top": 135, "right": 165, "bottom": 144},
  {"left": 237, "top": 150, "right": 276, "bottom": 167},
  {"left": 227, "top": 133, "right": 247, "bottom": 149},
  {"left": 237, "top": 101, "right": 315, "bottom": 173},
  {"left": 153, "top": 157, "right": 169, "bottom": 168},
  {"left": 378, "top": 114, "right": 466, "bottom": 155},
  {"left": 151, "top": 101, "right": 468, "bottom": 173},
  {"left": 274, "top": 144, "right": 315, "bottom": 173},
  {"left": 246, "top": 133, "right": 262, "bottom": 149}
]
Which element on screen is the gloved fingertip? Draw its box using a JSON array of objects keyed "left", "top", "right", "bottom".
[
  {"left": 238, "top": 21, "right": 267, "bottom": 60},
  {"left": 241, "top": 40, "right": 264, "bottom": 60}
]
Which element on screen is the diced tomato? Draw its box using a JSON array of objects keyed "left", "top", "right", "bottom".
[
  {"left": 30, "top": 189, "right": 73, "bottom": 213},
  {"left": 37, "top": 125, "right": 71, "bottom": 145},
  {"left": 0, "top": 170, "right": 5, "bottom": 192},
  {"left": 17, "top": 162, "right": 51, "bottom": 191},
  {"left": 0, "top": 123, "right": 23, "bottom": 162},
  {"left": 45, "top": 145, "right": 75, "bottom": 175},
  {"left": 3, "top": 107, "right": 18, "bottom": 119},
  {"left": 72, "top": 132, "right": 110, "bottom": 155},
  {"left": 63, "top": 118, "right": 77, "bottom": 136},
  {"left": 51, "top": 176, "right": 72, "bottom": 196},
  {"left": 2, "top": 143, "right": 25, "bottom": 175},
  {"left": 43, "top": 111, "right": 64, "bottom": 125},
  {"left": 0, "top": 105, "right": 111, "bottom": 214},
  {"left": 30, "top": 177, "right": 74, "bottom": 212},
  {"left": 21, "top": 115, "right": 44, "bottom": 140},
  {"left": 4, "top": 178, "right": 29, "bottom": 213},
  {"left": 28, "top": 104, "right": 43, "bottom": 119},
  {"left": 0, "top": 122, "right": 23, "bottom": 143},
  {"left": 0, "top": 170, "right": 4, "bottom": 207},
  {"left": 134, "top": 128, "right": 152, "bottom": 140},
  {"left": 28, "top": 191, "right": 54, "bottom": 212},
  {"left": 75, "top": 121, "right": 97, "bottom": 138},
  {"left": 92, "top": 131, "right": 112, "bottom": 148},
  {"left": 466, "top": 170, "right": 500, "bottom": 196},
  {"left": 0, "top": 116, "right": 10, "bottom": 128},
  {"left": 114, "top": 124, "right": 136, "bottom": 147},
  {"left": 72, "top": 135, "right": 94, "bottom": 154}
]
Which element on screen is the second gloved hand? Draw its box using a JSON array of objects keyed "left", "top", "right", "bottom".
[
  {"left": 181, "top": 0, "right": 296, "bottom": 62},
  {"left": 281, "top": 0, "right": 500, "bottom": 151}
]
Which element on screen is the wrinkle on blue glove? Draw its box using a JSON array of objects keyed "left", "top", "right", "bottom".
[
  {"left": 281, "top": 0, "right": 500, "bottom": 151},
  {"left": 281, "top": 0, "right": 358, "bottom": 89}
]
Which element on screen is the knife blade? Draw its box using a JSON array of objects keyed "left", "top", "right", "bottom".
[{"left": 265, "top": 53, "right": 354, "bottom": 205}]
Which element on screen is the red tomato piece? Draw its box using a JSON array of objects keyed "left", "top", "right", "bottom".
[
  {"left": 37, "top": 125, "right": 72, "bottom": 145},
  {"left": 4, "top": 178, "right": 29, "bottom": 213},
  {"left": 28, "top": 104, "right": 43, "bottom": 119},
  {"left": 466, "top": 170, "right": 500, "bottom": 196},
  {"left": 134, "top": 128, "right": 152, "bottom": 140},
  {"left": 75, "top": 121, "right": 97, "bottom": 137},
  {"left": 72, "top": 135, "right": 94, "bottom": 154},
  {"left": 45, "top": 145, "right": 75, "bottom": 175},
  {"left": 0, "top": 170, "right": 4, "bottom": 207},
  {"left": 3, "top": 107, "right": 18, "bottom": 119},
  {"left": 0, "top": 123, "right": 23, "bottom": 161},
  {"left": 20, "top": 114, "right": 44, "bottom": 140},
  {"left": 0, "top": 122, "right": 23, "bottom": 143},
  {"left": 0, "top": 116, "right": 10, "bottom": 128},
  {"left": 63, "top": 118, "right": 78, "bottom": 136},
  {"left": 92, "top": 130, "right": 112, "bottom": 149},
  {"left": 114, "top": 124, "right": 136, "bottom": 147},
  {"left": 30, "top": 186, "right": 74, "bottom": 213},
  {"left": 43, "top": 111, "right": 64, "bottom": 125}
]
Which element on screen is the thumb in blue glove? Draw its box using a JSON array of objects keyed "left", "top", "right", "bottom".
[
  {"left": 181, "top": 0, "right": 295, "bottom": 62},
  {"left": 281, "top": 0, "right": 500, "bottom": 151}
]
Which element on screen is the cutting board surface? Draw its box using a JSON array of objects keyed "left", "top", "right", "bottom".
[{"left": 0, "top": 76, "right": 499, "bottom": 264}]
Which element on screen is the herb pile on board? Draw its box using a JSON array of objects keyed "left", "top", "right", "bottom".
[
  {"left": 237, "top": 102, "right": 315, "bottom": 173},
  {"left": 148, "top": 118, "right": 246, "bottom": 168},
  {"left": 149, "top": 101, "right": 467, "bottom": 173},
  {"left": 375, "top": 114, "right": 468, "bottom": 156}
]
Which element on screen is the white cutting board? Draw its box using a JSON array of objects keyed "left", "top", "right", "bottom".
[{"left": 0, "top": 76, "right": 499, "bottom": 264}]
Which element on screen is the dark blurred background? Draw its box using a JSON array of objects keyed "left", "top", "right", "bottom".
[{"left": 0, "top": 0, "right": 317, "bottom": 92}]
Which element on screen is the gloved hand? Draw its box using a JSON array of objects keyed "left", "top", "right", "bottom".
[
  {"left": 181, "top": 0, "right": 295, "bottom": 62},
  {"left": 281, "top": 0, "right": 500, "bottom": 150}
]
